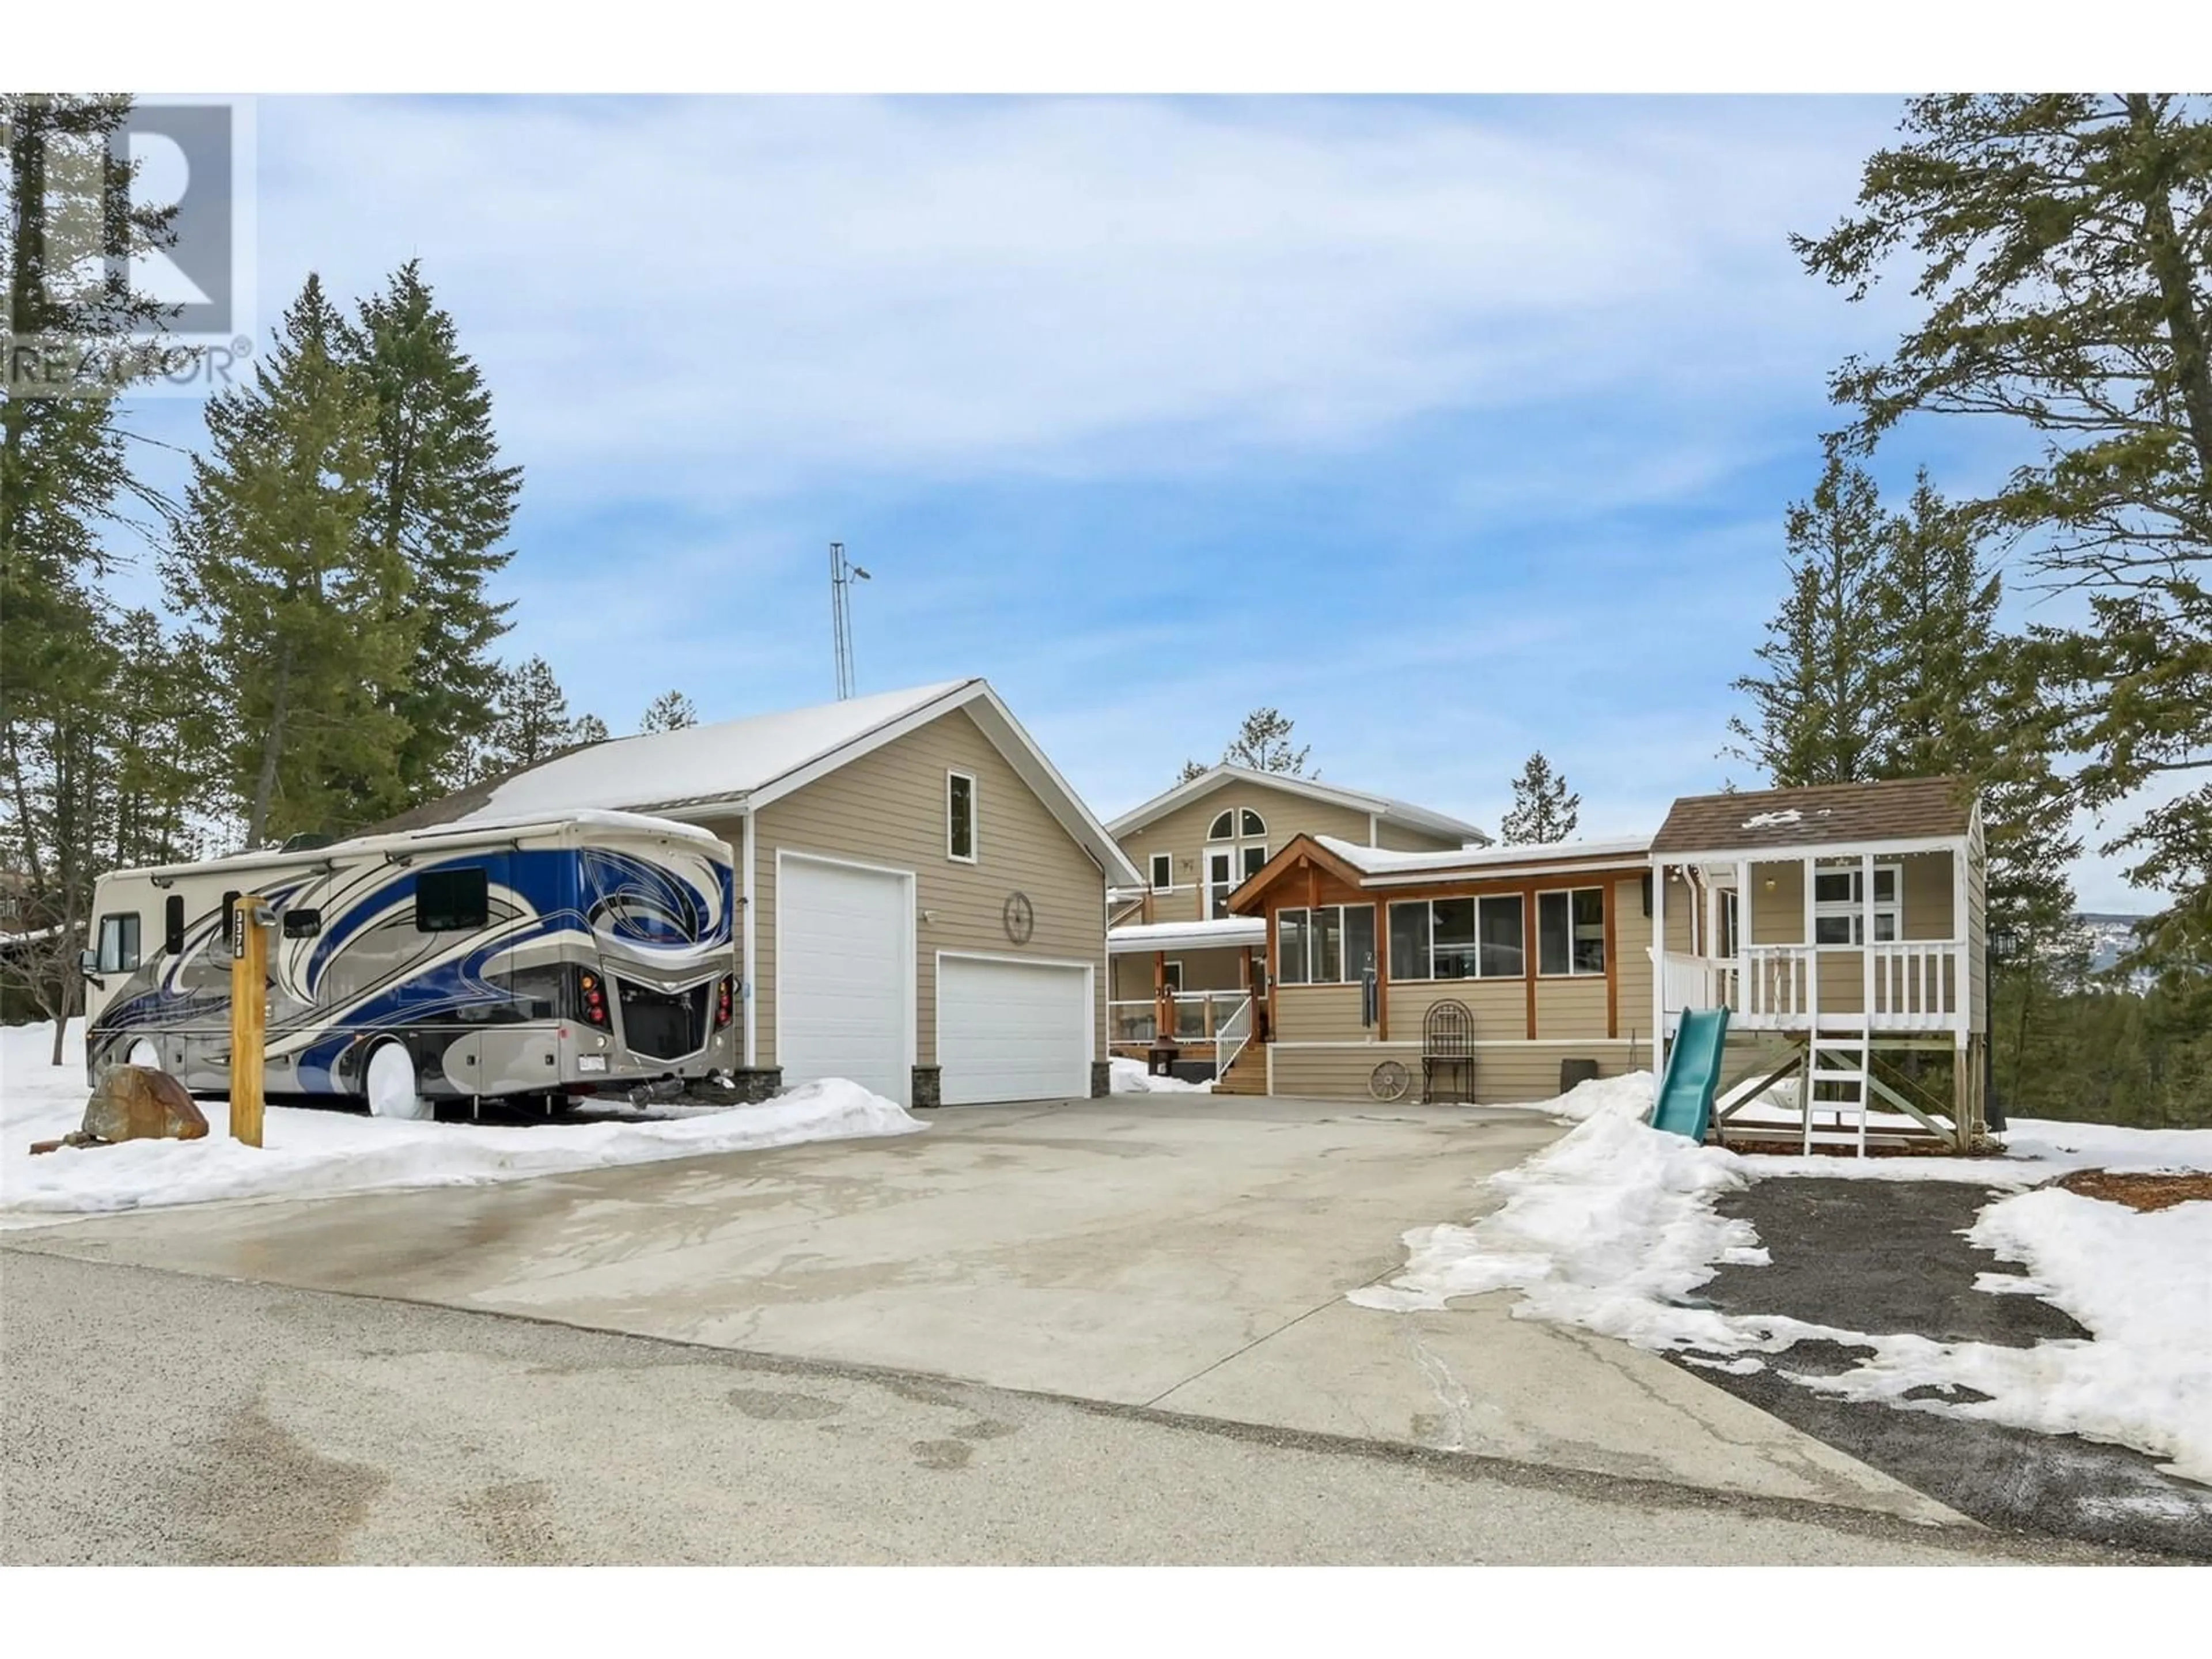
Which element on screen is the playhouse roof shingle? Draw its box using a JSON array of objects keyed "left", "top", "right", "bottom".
[{"left": 1650, "top": 776, "right": 1975, "bottom": 857}]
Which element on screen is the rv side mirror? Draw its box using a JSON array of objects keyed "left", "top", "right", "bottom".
[
  {"left": 79, "top": 948, "right": 100, "bottom": 976},
  {"left": 282, "top": 907, "right": 323, "bottom": 939}
]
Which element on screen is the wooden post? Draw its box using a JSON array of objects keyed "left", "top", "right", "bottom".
[{"left": 229, "top": 893, "right": 268, "bottom": 1148}]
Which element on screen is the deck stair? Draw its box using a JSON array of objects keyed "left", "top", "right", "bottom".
[{"left": 1213, "top": 1041, "right": 1268, "bottom": 1097}]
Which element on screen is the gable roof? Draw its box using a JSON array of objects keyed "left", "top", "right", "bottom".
[
  {"left": 1106, "top": 764, "right": 1488, "bottom": 846},
  {"left": 374, "top": 679, "right": 1140, "bottom": 884},
  {"left": 1650, "top": 777, "right": 1975, "bottom": 857}
]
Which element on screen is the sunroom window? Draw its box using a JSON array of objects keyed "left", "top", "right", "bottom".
[
  {"left": 1537, "top": 888, "right": 1605, "bottom": 975},
  {"left": 1389, "top": 895, "right": 1523, "bottom": 979},
  {"left": 1277, "top": 904, "right": 1377, "bottom": 986}
]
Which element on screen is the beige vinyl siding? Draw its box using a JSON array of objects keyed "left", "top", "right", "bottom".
[
  {"left": 745, "top": 707, "right": 1106, "bottom": 1070},
  {"left": 1270, "top": 1040, "right": 1640, "bottom": 1104},
  {"left": 1372, "top": 819, "right": 1472, "bottom": 853},
  {"left": 1900, "top": 853, "right": 1953, "bottom": 939},
  {"left": 1387, "top": 979, "right": 1524, "bottom": 1041},
  {"left": 1661, "top": 871, "right": 1694, "bottom": 952},
  {"left": 1117, "top": 782, "right": 1376, "bottom": 919},
  {"left": 1533, "top": 975, "right": 1607, "bottom": 1039},
  {"left": 1614, "top": 874, "right": 1658, "bottom": 1048},
  {"left": 1274, "top": 983, "right": 1373, "bottom": 1042},
  {"left": 1748, "top": 861, "right": 1804, "bottom": 944}
]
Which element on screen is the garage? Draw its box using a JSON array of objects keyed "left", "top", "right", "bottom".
[
  {"left": 777, "top": 854, "right": 913, "bottom": 1107},
  {"left": 938, "top": 954, "right": 1092, "bottom": 1105}
]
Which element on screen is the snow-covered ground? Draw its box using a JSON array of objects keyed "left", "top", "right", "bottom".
[
  {"left": 0, "top": 1020, "right": 922, "bottom": 1228},
  {"left": 1108, "top": 1055, "right": 1213, "bottom": 1094},
  {"left": 1353, "top": 1069, "right": 2212, "bottom": 1486}
]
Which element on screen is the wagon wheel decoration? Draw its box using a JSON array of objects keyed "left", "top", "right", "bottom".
[
  {"left": 1002, "top": 891, "right": 1035, "bottom": 945},
  {"left": 1369, "top": 1060, "right": 1411, "bottom": 1103}
]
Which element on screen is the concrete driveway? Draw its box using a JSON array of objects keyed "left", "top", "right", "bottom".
[{"left": 6, "top": 1094, "right": 1956, "bottom": 1525}]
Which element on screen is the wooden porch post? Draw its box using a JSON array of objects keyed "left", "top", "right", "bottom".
[
  {"left": 1153, "top": 950, "right": 1169, "bottom": 1046},
  {"left": 1376, "top": 900, "right": 1391, "bottom": 1043}
]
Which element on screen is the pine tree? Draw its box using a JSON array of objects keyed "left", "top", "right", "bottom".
[
  {"left": 166, "top": 275, "right": 414, "bottom": 846},
  {"left": 1221, "top": 708, "right": 1312, "bottom": 776},
  {"left": 1728, "top": 456, "right": 1892, "bottom": 786},
  {"left": 1499, "top": 752, "right": 1580, "bottom": 843},
  {"left": 339, "top": 262, "right": 521, "bottom": 813},
  {"left": 639, "top": 691, "right": 699, "bottom": 734},
  {"left": 1797, "top": 93, "right": 2212, "bottom": 976},
  {"left": 2, "top": 96, "right": 194, "bottom": 1059},
  {"left": 478, "top": 656, "right": 594, "bottom": 775}
]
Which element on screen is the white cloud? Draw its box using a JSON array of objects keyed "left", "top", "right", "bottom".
[{"left": 246, "top": 95, "right": 1902, "bottom": 510}]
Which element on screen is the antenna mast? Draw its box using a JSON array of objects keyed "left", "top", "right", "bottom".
[{"left": 830, "top": 541, "right": 871, "bottom": 699}]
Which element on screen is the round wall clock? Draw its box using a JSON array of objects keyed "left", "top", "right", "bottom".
[{"left": 1002, "top": 891, "right": 1035, "bottom": 944}]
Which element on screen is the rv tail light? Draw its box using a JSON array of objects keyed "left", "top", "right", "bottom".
[
  {"left": 715, "top": 975, "right": 735, "bottom": 1029},
  {"left": 576, "top": 968, "right": 611, "bottom": 1029}
]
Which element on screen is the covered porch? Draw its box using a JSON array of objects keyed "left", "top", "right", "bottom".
[{"left": 1105, "top": 917, "right": 1264, "bottom": 1086}]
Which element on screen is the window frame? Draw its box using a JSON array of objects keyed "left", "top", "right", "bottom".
[
  {"left": 96, "top": 911, "right": 142, "bottom": 974},
  {"left": 1162, "top": 960, "right": 1184, "bottom": 994},
  {"left": 1275, "top": 903, "right": 1378, "bottom": 986},
  {"left": 1240, "top": 842, "right": 1268, "bottom": 881},
  {"left": 1240, "top": 808, "right": 1266, "bottom": 838},
  {"left": 415, "top": 866, "right": 491, "bottom": 934},
  {"left": 1536, "top": 885, "right": 1607, "bottom": 978},
  {"left": 1148, "top": 851, "right": 1173, "bottom": 891},
  {"left": 1388, "top": 893, "right": 1528, "bottom": 981},
  {"left": 1207, "top": 809, "right": 1235, "bottom": 840},
  {"left": 1811, "top": 862, "right": 1900, "bottom": 946},
  {"left": 946, "top": 769, "right": 979, "bottom": 864}
]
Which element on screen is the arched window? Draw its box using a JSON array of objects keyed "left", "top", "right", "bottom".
[
  {"left": 1240, "top": 809, "right": 1266, "bottom": 837},
  {"left": 1207, "top": 810, "right": 1234, "bottom": 840}
]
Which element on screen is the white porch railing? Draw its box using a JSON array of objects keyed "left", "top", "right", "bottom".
[{"left": 1660, "top": 942, "right": 1967, "bottom": 1033}]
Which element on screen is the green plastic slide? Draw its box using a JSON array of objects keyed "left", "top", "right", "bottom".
[{"left": 1649, "top": 1007, "right": 1730, "bottom": 1141}]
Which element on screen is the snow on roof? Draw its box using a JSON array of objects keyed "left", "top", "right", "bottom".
[
  {"left": 1107, "top": 765, "right": 1488, "bottom": 844},
  {"left": 369, "top": 678, "right": 1139, "bottom": 887},
  {"left": 463, "top": 681, "right": 974, "bottom": 822},
  {"left": 1107, "top": 916, "right": 1267, "bottom": 953},
  {"left": 1740, "top": 808, "right": 1808, "bottom": 830},
  {"left": 1315, "top": 832, "right": 1653, "bottom": 877}
]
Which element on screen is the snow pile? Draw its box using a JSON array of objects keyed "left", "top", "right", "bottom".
[
  {"left": 1108, "top": 1055, "right": 1213, "bottom": 1094},
  {"left": 1, "top": 1020, "right": 922, "bottom": 1226},
  {"left": 1351, "top": 1079, "right": 1770, "bottom": 1342},
  {"left": 1351, "top": 1063, "right": 2212, "bottom": 1482}
]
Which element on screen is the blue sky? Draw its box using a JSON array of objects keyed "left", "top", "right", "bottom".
[{"left": 109, "top": 94, "right": 2157, "bottom": 908}]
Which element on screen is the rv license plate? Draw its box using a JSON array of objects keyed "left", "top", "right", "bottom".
[{"left": 577, "top": 1055, "right": 608, "bottom": 1073}]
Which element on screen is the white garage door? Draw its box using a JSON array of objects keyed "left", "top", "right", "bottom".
[
  {"left": 938, "top": 955, "right": 1091, "bottom": 1106},
  {"left": 778, "top": 856, "right": 911, "bottom": 1107}
]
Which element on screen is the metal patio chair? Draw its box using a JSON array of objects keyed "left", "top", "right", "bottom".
[{"left": 1421, "top": 998, "right": 1476, "bottom": 1105}]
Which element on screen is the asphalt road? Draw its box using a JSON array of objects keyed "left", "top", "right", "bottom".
[
  {"left": 1681, "top": 1179, "right": 2212, "bottom": 1562},
  {"left": 0, "top": 1250, "right": 2131, "bottom": 1566}
]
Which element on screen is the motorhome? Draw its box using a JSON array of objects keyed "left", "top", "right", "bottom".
[{"left": 81, "top": 810, "right": 739, "bottom": 1118}]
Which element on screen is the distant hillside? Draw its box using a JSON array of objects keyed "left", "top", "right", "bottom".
[{"left": 2074, "top": 914, "right": 2147, "bottom": 978}]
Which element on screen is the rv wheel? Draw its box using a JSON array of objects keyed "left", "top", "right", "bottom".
[
  {"left": 127, "top": 1040, "right": 159, "bottom": 1071},
  {"left": 365, "top": 1041, "right": 435, "bottom": 1121}
]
